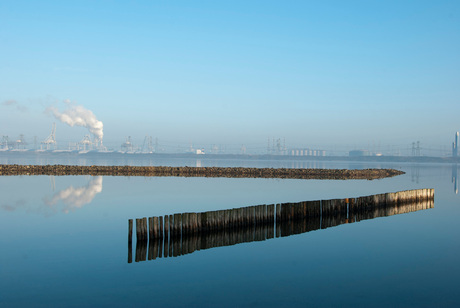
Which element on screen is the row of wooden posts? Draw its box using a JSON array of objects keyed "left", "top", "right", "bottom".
[{"left": 128, "top": 188, "right": 434, "bottom": 262}]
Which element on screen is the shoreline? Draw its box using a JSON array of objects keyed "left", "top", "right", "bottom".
[
  {"left": 1, "top": 151, "right": 459, "bottom": 164},
  {"left": 0, "top": 164, "right": 405, "bottom": 180}
]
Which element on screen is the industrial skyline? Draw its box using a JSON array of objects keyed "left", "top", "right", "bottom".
[{"left": 1, "top": 121, "right": 458, "bottom": 157}]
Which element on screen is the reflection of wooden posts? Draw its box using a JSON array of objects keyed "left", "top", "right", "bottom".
[
  {"left": 168, "top": 227, "right": 173, "bottom": 257},
  {"left": 139, "top": 239, "right": 148, "bottom": 261},
  {"left": 128, "top": 241, "right": 132, "bottom": 263},
  {"left": 267, "top": 204, "right": 275, "bottom": 235},
  {"left": 136, "top": 238, "right": 147, "bottom": 262},
  {"left": 129, "top": 188, "right": 435, "bottom": 262},
  {"left": 153, "top": 238, "right": 160, "bottom": 260},
  {"left": 148, "top": 237, "right": 153, "bottom": 260},
  {"left": 128, "top": 219, "right": 133, "bottom": 263},
  {"left": 158, "top": 236, "right": 163, "bottom": 259}
]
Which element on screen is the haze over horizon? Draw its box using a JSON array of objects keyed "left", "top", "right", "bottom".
[{"left": 1, "top": 1, "right": 459, "bottom": 155}]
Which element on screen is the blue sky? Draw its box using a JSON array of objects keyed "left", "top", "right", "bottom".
[{"left": 1, "top": 1, "right": 459, "bottom": 154}]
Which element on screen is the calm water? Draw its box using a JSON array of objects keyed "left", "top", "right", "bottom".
[{"left": 1, "top": 153, "right": 459, "bottom": 307}]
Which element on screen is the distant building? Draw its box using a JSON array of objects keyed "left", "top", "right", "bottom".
[
  {"left": 289, "top": 148, "right": 326, "bottom": 157},
  {"left": 453, "top": 132, "right": 459, "bottom": 157}
]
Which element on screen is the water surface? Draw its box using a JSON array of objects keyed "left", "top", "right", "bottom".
[{"left": 0, "top": 155, "right": 459, "bottom": 307}]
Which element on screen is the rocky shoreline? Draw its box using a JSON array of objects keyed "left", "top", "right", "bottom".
[{"left": 0, "top": 164, "right": 404, "bottom": 180}]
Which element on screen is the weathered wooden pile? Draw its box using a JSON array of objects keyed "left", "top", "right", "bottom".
[
  {"left": 128, "top": 188, "right": 434, "bottom": 262},
  {"left": 0, "top": 164, "right": 404, "bottom": 180}
]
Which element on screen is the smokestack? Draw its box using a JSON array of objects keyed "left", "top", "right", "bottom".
[{"left": 47, "top": 100, "right": 103, "bottom": 144}]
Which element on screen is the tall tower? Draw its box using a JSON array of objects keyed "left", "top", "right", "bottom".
[
  {"left": 41, "top": 122, "right": 57, "bottom": 150},
  {"left": 453, "top": 132, "right": 459, "bottom": 157}
]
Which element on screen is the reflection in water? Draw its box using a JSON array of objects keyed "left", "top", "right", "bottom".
[
  {"left": 410, "top": 165, "right": 420, "bottom": 184},
  {"left": 44, "top": 177, "right": 103, "bottom": 213},
  {"left": 129, "top": 189, "right": 434, "bottom": 263},
  {"left": 1, "top": 199, "right": 28, "bottom": 212},
  {"left": 1, "top": 176, "right": 103, "bottom": 215},
  {"left": 452, "top": 164, "right": 458, "bottom": 194}
]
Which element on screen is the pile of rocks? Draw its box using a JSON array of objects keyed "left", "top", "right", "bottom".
[{"left": 0, "top": 164, "right": 405, "bottom": 180}]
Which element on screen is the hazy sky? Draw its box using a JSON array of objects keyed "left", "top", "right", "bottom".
[{"left": 1, "top": 1, "right": 459, "bottom": 153}]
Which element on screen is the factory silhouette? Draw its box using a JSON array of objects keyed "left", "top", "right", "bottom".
[{"left": 1, "top": 122, "right": 460, "bottom": 159}]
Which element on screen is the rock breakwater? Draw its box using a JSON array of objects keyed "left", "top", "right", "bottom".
[{"left": 0, "top": 164, "right": 404, "bottom": 180}]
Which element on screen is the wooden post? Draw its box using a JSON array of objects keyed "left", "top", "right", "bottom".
[
  {"left": 189, "top": 213, "right": 197, "bottom": 235},
  {"left": 276, "top": 203, "right": 281, "bottom": 223},
  {"left": 128, "top": 219, "right": 133, "bottom": 243},
  {"left": 164, "top": 215, "right": 169, "bottom": 240},
  {"left": 153, "top": 217, "right": 159, "bottom": 239},
  {"left": 159, "top": 216, "right": 164, "bottom": 239},
  {"left": 149, "top": 217, "right": 153, "bottom": 239},
  {"left": 197, "top": 213, "right": 202, "bottom": 233},
  {"left": 182, "top": 213, "right": 189, "bottom": 235},
  {"left": 322, "top": 200, "right": 331, "bottom": 216},
  {"left": 135, "top": 218, "right": 140, "bottom": 240},
  {"left": 267, "top": 204, "right": 274, "bottom": 224},
  {"left": 169, "top": 214, "right": 174, "bottom": 238},
  {"left": 143, "top": 217, "right": 148, "bottom": 240},
  {"left": 201, "top": 212, "right": 208, "bottom": 233}
]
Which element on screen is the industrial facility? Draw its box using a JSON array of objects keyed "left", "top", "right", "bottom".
[
  {"left": 1, "top": 124, "right": 460, "bottom": 158},
  {"left": 453, "top": 132, "right": 459, "bottom": 157},
  {"left": 289, "top": 148, "right": 326, "bottom": 157}
]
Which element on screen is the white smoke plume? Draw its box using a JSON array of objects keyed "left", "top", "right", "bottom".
[
  {"left": 2, "top": 99, "right": 17, "bottom": 106},
  {"left": 44, "top": 176, "right": 103, "bottom": 214},
  {"left": 2, "top": 99, "right": 29, "bottom": 112},
  {"left": 47, "top": 100, "right": 103, "bottom": 142}
]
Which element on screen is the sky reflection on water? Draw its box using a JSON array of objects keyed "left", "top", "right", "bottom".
[{"left": 0, "top": 158, "right": 459, "bottom": 307}]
